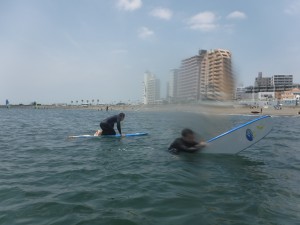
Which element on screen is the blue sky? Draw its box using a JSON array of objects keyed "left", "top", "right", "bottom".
[{"left": 1, "top": 0, "right": 300, "bottom": 104}]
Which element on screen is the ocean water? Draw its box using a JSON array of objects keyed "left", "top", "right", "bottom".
[{"left": 0, "top": 108, "right": 299, "bottom": 225}]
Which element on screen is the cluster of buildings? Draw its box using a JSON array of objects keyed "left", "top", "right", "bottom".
[
  {"left": 143, "top": 48, "right": 299, "bottom": 106},
  {"left": 143, "top": 49, "right": 235, "bottom": 104},
  {"left": 237, "top": 72, "right": 300, "bottom": 106}
]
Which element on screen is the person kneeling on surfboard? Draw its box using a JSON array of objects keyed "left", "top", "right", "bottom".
[
  {"left": 99, "top": 113, "right": 125, "bottom": 136},
  {"left": 168, "top": 129, "right": 206, "bottom": 154}
]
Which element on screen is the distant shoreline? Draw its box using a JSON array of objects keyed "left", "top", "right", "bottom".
[
  {"left": 1, "top": 104, "right": 300, "bottom": 116},
  {"left": 139, "top": 104, "right": 300, "bottom": 116}
]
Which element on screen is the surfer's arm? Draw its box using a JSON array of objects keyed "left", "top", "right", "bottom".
[
  {"left": 169, "top": 139, "right": 198, "bottom": 153},
  {"left": 177, "top": 143, "right": 199, "bottom": 153},
  {"left": 181, "top": 141, "right": 206, "bottom": 152},
  {"left": 196, "top": 141, "right": 206, "bottom": 148},
  {"left": 116, "top": 120, "right": 122, "bottom": 134}
]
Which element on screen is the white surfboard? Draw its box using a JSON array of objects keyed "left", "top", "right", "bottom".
[{"left": 202, "top": 115, "right": 272, "bottom": 154}]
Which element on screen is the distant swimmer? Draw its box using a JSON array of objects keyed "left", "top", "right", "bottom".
[
  {"left": 168, "top": 128, "right": 206, "bottom": 154},
  {"left": 96, "top": 113, "right": 125, "bottom": 136}
]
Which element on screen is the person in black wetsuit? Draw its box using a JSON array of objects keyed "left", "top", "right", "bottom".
[
  {"left": 100, "top": 113, "right": 125, "bottom": 135},
  {"left": 168, "top": 128, "right": 206, "bottom": 154}
]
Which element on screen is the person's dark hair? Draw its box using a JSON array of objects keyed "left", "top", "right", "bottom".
[
  {"left": 119, "top": 112, "right": 125, "bottom": 118},
  {"left": 181, "top": 128, "right": 194, "bottom": 137}
]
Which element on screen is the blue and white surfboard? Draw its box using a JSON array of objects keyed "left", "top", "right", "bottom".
[
  {"left": 202, "top": 115, "right": 273, "bottom": 154},
  {"left": 69, "top": 132, "right": 148, "bottom": 138}
]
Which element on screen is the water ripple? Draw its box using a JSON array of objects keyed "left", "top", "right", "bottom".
[{"left": 0, "top": 109, "right": 300, "bottom": 224}]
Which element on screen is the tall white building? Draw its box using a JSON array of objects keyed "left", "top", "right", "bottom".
[
  {"left": 167, "top": 69, "right": 179, "bottom": 102},
  {"left": 143, "top": 71, "right": 160, "bottom": 104}
]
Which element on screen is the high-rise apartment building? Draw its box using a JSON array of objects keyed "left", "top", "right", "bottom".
[
  {"left": 168, "top": 49, "right": 235, "bottom": 102},
  {"left": 143, "top": 71, "right": 160, "bottom": 104},
  {"left": 200, "top": 49, "right": 234, "bottom": 100},
  {"left": 177, "top": 50, "right": 207, "bottom": 101}
]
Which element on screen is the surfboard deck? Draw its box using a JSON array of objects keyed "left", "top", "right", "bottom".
[
  {"left": 202, "top": 115, "right": 272, "bottom": 154},
  {"left": 69, "top": 132, "right": 148, "bottom": 138}
]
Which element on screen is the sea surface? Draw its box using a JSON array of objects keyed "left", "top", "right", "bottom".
[{"left": 0, "top": 108, "right": 299, "bottom": 225}]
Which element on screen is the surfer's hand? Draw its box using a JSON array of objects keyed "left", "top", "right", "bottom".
[
  {"left": 94, "top": 130, "right": 101, "bottom": 136},
  {"left": 198, "top": 141, "right": 207, "bottom": 147}
]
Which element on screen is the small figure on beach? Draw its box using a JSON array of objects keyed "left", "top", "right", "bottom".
[
  {"left": 97, "top": 113, "right": 125, "bottom": 136},
  {"left": 168, "top": 129, "right": 206, "bottom": 154},
  {"left": 260, "top": 108, "right": 263, "bottom": 114}
]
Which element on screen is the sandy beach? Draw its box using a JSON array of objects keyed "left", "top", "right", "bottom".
[
  {"left": 2, "top": 103, "right": 300, "bottom": 116},
  {"left": 136, "top": 104, "right": 300, "bottom": 116}
]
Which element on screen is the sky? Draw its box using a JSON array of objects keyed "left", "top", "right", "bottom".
[{"left": 1, "top": 0, "right": 300, "bottom": 104}]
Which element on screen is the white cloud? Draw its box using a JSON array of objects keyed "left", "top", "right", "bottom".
[
  {"left": 187, "top": 11, "right": 218, "bottom": 32},
  {"left": 227, "top": 11, "right": 247, "bottom": 19},
  {"left": 150, "top": 7, "right": 173, "bottom": 20},
  {"left": 138, "top": 27, "right": 154, "bottom": 39},
  {"left": 285, "top": 1, "right": 300, "bottom": 15},
  {"left": 116, "top": 0, "right": 142, "bottom": 11}
]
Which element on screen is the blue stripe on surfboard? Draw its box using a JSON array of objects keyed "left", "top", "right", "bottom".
[
  {"left": 69, "top": 132, "right": 148, "bottom": 138},
  {"left": 104, "top": 132, "right": 148, "bottom": 137},
  {"left": 207, "top": 115, "right": 271, "bottom": 143}
]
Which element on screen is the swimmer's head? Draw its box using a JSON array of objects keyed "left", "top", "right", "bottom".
[
  {"left": 119, "top": 112, "right": 125, "bottom": 121},
  {"left": 181, "top": 128, "right": 195, "bottom": 143}
]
